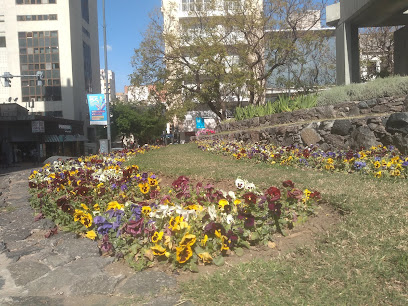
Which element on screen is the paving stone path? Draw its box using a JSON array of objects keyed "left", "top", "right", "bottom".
[{"left": 0, "top": 166, "right": 192, "bottom": 306}]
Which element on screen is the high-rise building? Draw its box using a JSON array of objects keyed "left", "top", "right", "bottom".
[
  {"left": 0, "top": 0, "right": 100, "bottom": 122},
  {"left": 100, "top": 69, "right": 116, "bottom": 103},
  {"left": 0, "top": 0, "right": 101, "bottom": 159}
]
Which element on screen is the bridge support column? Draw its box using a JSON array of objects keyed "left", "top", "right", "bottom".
[{"left": 336, "top": 22, "right": 360, "bottom": 85}]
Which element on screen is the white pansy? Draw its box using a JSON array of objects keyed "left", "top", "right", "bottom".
[
  {"left": 226, "top": 214, "right": 235, "bottom": 224},
  {"left": 235, "top": 178, "right": 246, "bottom": 189},
  {"left": 228, "top": 191, "right": 236, "bottom": 199},
  {"left": 245, "top": 182, "right": 256, "bottom": 191},
  {"left": 208, "top": 205, "right": 217, "bottom": 220}
]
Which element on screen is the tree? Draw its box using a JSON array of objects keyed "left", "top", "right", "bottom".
[
  {"left": 111, "top": 101, "right": 167, "bottom": 145},
  {"left": 131, "top": 0, "right": 329, "bottom": 120},
  {"left": 359, "top": 26, "right": 398, "bottom": 81}
]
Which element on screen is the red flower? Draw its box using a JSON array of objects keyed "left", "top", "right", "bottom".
[
  {"left": 204, "top": 222, "right": 226, "bottom": 236},
  {"left": 172, "top": 176, "right": 189, "bottom": 192},
  {"left": 123, "top": 218, "right": 144, "bottom": 237},
  {"left": 287, "top": 188, "right": 303, "bottom": 200},
  {"left": 265, "top": 187, "right": 281, "bottom": 202},
  {"left": 282, "top": 180, "right": 295, "bottom": 188},
  {"left": 243, "top": 192, "right": 257, "bottom": 205},
  {"left": 310, "top": 191, "right": 321, "bottom": 200},
  {"left": 101, "top": 234, "right": 113, "bottom": 253}
]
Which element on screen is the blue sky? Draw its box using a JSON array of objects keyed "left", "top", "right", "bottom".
[
  {"left": 97, "top": 0, "right": 336, "bottom": 93},
  {"left": 97, "top": 0, "right": 162, "bottom": 93}
]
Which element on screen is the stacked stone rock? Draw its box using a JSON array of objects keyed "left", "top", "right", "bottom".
[{"left": 197, "top": 95, "right": 408, "bottom": 153}]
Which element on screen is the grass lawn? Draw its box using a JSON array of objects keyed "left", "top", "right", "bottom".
[{"left": 129, "top": 143, "right": 408, "bottom": 305}]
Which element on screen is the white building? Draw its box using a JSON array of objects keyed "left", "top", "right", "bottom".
[
  {"left": 126, "top": 85, "right": 150, "bottom": 103},
  {"left": 100, "top": 69, "right": 116, "bottom": 102},
  {"left": 0, "top": 0, "right": 100, "bottom": 130}
]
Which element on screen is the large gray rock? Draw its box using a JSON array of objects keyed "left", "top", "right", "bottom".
[
  {"left": 386, "top": 112, "right": 408, "bottom": 134},
  {"left": 323, "top": 134, "right": 348, "bottom": 150},
  {"left": 392, "top": 134, "right": 408, "bottom": 154},
  {"left": 117, "top": 271, "right": 177, "bottom": 297},
  {"left": 70, "top": 274, "right": 122, "bottom": 295},
  {"left": 331, "top": 120, "right": 352, "bottom": 136},
  {"left": 300, "top": 128, "right": 321, "bottom": 145},
  {"left": 350, "top": 126, "right": 379, "bottom": 149},
  {"left": 8, "top": 261, "right": 51, "bottom": 286}
]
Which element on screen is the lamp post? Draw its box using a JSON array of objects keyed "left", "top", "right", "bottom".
[{"left": 103, "top": 0, "right": 111, "bottom": 152}]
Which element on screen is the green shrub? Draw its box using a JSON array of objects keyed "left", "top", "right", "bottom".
[
  {"left": 234, "top": 94, "right": 317, "bottom": 121},
  {"left": 317, "top": 75, "right": 408, "bottom": 106}
]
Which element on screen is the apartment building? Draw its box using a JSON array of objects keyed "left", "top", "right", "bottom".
[
  {"left": 100, "top": 69, "right": 116, "bottom": 103},
  {"left": 0, "top": 0, "right": 100, "bottom": 161}
]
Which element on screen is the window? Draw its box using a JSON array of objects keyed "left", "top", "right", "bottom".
[
  {"left": 83, "top": 42, "right": 93, "bottom": 93},
  {"left": 17, "top": 14, "right": 58, "bottom": 21},
  {"left": 16, "top": 0, "right": 56, "bottom": 4},
  {"left": 82, "top": 26, "right": 90, "bottom": 38},
  {"left": 18, "top": 31, "right": 61, "bottom": 103},
  {"left": 0, "top": 36, "right": 6, "bottom": 48},
  {"left": 182, "top": 0, "right": 211, "bottom": 12},
  {"left": 81, "top": 0, "right": 90, "bottom": 23}
]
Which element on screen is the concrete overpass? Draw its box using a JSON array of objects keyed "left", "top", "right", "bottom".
[{"left": 326, "top": 0, "right": 408, "bottom": 84}]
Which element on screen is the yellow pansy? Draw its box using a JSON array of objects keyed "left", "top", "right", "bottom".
[
  {"left": 201, "top": 234, "right": 208, "bottom": 246},
  {"left": 85, "top": 230, "right": 97, "bottom": 240},
  {"left": 198, "top": 252, "right": 213, "bottom": 264},
  {"left": 81, "top": 203, "right": 89, "bottom": 211},
  {"left": 151, "top": 244, "right": 167, "bottom": 256},
  {"left": 106, "top": 201, "right": 123, "bottom": 211},
  {"left": 151, "top": 231, "right": 164, "bottom": 243}
]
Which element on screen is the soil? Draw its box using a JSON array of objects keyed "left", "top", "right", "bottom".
[{"left": 175, "top": 202, "right": 340, "bottom": 283}]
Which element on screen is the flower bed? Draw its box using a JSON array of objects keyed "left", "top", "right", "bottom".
[
  {"left": 196, "top": 128, "right": 215, "bottom": 138},
  {"left": 28, "top": 146, "right": 321, "bottom": 272},
  {"left": 197, "top": 140, "right": 408, "bottom": 179}
]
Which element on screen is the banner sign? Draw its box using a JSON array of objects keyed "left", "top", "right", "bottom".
[
  {"left": 87, "top": 94, "right": 107, "bottom": 125},
  {"left": 195, "top": 117, "right": 205, "bottom": 129}
]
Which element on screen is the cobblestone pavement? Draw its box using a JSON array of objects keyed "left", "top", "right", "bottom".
[{"left": 0, "top": 165, "right": 193, "bottom": 306}]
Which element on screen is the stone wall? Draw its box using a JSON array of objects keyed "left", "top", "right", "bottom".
[{"left": 198, "top": 95, "right": 408, "bottom": 153}]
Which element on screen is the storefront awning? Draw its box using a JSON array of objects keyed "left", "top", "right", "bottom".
[
  {"left": 44, "top": 135, "right": 60, "bottom": 143},
  {"left": 44, "top": 135, "right": 88, "bottom": 143}
]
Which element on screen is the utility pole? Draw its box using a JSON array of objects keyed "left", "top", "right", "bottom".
[{"left": 103, "top": 0, "right": 111, "bottom": 152}]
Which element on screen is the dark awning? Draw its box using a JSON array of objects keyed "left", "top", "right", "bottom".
[{"left": 44, "top": 135, "right": 88, "bottom": 143}]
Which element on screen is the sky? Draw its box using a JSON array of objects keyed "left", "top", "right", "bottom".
[{"left": 97, "top": 0, "right": 162, "bottom": 93}]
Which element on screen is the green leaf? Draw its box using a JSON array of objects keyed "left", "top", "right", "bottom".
[
  {"left": 194, "top": 245, "right": 205, "bottom": 254},
  {"left": 213, "top": 256, "right": 225, "bottom": 266},
  {"left": 189, "top": 262, "right": 199, "bottom": 273},
  {"left": 240, "top": 240, "right": 251, "bottom": 249},
  {"left": 129, "top": 243, "right": 141, "bottom": 254},
  {"left": 234, "top": 247, "right": 244, "bottom": 257},
  {"left": 249, "top": 232, "right": 259, "bottom": 241}
]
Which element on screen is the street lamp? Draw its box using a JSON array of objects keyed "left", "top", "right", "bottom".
[
  {"left": 1, "top": 71, "right": 45, "bottom": 87},
  {"left": 103, "top": 0, "right": 112, "bottom": 152}
]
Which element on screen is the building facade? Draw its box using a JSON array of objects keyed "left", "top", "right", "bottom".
[
  {"left": 0, "top": 0, "right": 100, "bottom": 123},
  {"left": 100, "top": 69, "right": 116, "bottom": 103},
  {"left": 0, "top": 0, "right": 100, "bottom": 160}
]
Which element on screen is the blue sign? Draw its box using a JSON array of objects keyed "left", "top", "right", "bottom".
[
  {"left": 196, "top": 117, "right": 205, "bottom": 129},
  {"left": 87, "top": 94, "right": 107, "bottom": 125}
]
